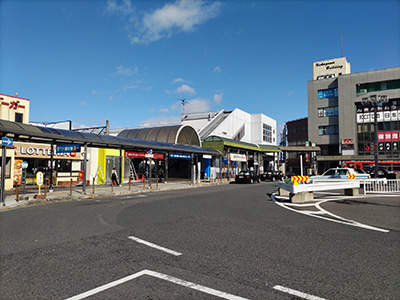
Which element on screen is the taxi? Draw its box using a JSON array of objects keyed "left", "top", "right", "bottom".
[{"left": 310, "top": 167, "right": 370, "bottom": 180}]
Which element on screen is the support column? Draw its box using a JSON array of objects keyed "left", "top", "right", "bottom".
[
  {"left": 1, "top": 145, "right": 6, "bottom": 206},
  {"left": 82, "top": 143, "right": 87, "bottom": 195},
  {"left": 165, "top": 153, "right": 169, "bottom": 183},
  {"left": 50, "top": 143, "right": 54, "bottom": 191},
  {"left": 119, "top": 149, "right": 123, "bottom": 184}
]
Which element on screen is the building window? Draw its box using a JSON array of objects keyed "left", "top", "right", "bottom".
[
  {"left": 356, "top": 79, "right": 400, "bottom": 96},
  {"left": 15, "top": 113, "right": 23, "bottom": 123},
  {"left": 263, "top": 124, "right": 272, "bottom": 142},
  {"left": 318, "top": 125, "right": 338, "bottom": 135},
  {"left": 318, "top": 107, "right": 338, "bottom": 117},
  {"left": 318, "top": 88, "right": 338, "bottom": 99}
]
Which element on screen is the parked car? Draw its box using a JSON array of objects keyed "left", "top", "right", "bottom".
[
  {"left": 260, "top": 170, "right": 282, "bottom": 181},
  {"left": 366, "top": 168, "right": 396, "bottom": 179},
  {"left": 235, "top": 171, "right": 260, "bottom": 184},
  {"left": 310, "top": 167, "right": 370, "bottom": 180}
]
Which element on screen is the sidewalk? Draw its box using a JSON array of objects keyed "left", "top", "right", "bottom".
[{"left": 1, "top": 179, "right": 232, "bottom": 211}]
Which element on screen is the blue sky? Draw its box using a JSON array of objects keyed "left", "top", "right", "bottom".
[{"left": 1, "top": 0, "right": 399, "bottom": 132}]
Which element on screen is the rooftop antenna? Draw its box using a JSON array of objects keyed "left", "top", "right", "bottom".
[
  {"left": 341, "top": 32, "right": 343, "bottom": 57},
  {"left": 179, "top": 98, "right": 187, "bottom": 122}
]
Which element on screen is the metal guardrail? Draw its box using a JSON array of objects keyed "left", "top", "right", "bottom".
[{"left": 362, "top": 179, "right": 400, "bottom": 194}]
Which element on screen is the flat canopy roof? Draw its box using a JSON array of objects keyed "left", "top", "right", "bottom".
[
  {"left": 203, "top": 135, "right": 281, "bottom": 153},
  {"left": 0, "top": 120, "right": 221, "bottom": 156},
  {"left": 279, "top": 146, "right": 321, "bottom": 152}
]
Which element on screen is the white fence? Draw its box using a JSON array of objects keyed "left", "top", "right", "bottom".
[{"left": 362, "top": 179, "right": 400, "bottom": 194}]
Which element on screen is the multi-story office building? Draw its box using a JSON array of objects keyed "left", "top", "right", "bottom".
[{"left": 308, "top": 57, "right": 400, "bottom": 172}]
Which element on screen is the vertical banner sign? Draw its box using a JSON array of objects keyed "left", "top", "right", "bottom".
[
  {"left": 36, "top": 171, "right": 44, "bottom": 195},
  {"left": 14, "top": 159, "right": 23, "bottom": 185}
]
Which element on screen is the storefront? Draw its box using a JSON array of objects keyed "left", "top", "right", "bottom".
[
  {"left": 202, "top": 135, "right": 281, "bottom": 176},
  {"left": 13, "top": 142, "right": 83, "bottom": 186}
]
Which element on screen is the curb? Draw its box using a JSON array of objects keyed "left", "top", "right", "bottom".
[{"left": 1, "top": 180, "right": 231, "bottom": 211}]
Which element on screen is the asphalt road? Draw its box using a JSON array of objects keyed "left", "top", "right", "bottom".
[{"left": 1, "top": 182, "right": 399, "bottom": 300}]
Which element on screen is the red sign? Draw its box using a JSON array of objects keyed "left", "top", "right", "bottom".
[
  {"left": 377, "top": 132, "right": 385, "bottom": 142},
  {"left": 384, "top": 132, "right": 392, "bottom": 141},
  {"left": 392, "top": 131, "right": 399, "bottom": 141},
  {"left": 1, "top": 100, "right": 25, "bottom": 110},
  {"left": 125, "top": 151, "right": 164, "bottom": 159},
  {"left": 342, "top": 139, "right": 353, "bottom": 144}
]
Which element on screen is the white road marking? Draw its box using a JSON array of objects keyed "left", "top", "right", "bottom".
[
  {"left": 272, "top": 194, "right": 389, "bottom": 233},
  {"left": 128, "top": 236, "right": 182, "bottom": 256},
  {"left": 65, "top": 269, "right": 250, "bottom": 300},
  {"left": 273, "top": 285, "right": 327, "bottom": 300},
  {"left": 96, "top": 215, "right": 108, "bottom": 226}
]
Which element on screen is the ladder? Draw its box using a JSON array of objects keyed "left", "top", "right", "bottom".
[{"left": 129, "top": 159, "right": 138, "bottom": 181}]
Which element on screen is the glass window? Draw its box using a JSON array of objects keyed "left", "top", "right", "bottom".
[
  {"left": 15, "top": 113, "right": 23, "bottom": 123},
  {"left": 318, "top": 125, "right": 338, "bottom": 135},
  {"left": 318, "top": 106, "right": 338, "bottom": 117}
]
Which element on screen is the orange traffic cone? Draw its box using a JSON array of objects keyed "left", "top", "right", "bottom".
[
  {"left": 141, "top": 175, "right": 144, "bottom": 182},
  {"left": 136, "top": 174, "right": 139, "bottom": 181}
]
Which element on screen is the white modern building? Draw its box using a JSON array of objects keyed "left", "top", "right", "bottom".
[
  {"left": 182, "top": 108, "right": 277, "bottom": 145},
  {"left": 182, "top": 108, "right": 279, "bottom": 174}
]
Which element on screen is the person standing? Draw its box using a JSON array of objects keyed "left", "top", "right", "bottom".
[{"left": 111, "top": 167, "right": 120, "bottom": 186}]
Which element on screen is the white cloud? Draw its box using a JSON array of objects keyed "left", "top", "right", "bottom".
[
  {"left": 105, "top": 0, "right": 134, "bottom": 15},
  {"left": 172, "top": 77, "right": 185, "bottom": 84},
  {"left": 79, "top": 100, "right": 87, "bottom": 106},
  {"left": 107, "top": 0, "right": 222, "bottom": 44},
  {"left": 116, "top": 65, "right": 138, "bottom": 76},
  {"left": 213, "top": 93, "right": 223, "bottom": 104},
  {"left": 91, "top": 90, "right": 105, "bottom": 95},
  {"left": 108, "top": 96, "right": 114, "bottom": 101},
  {"left": 175, "top": 84, "right": 196, "bottom": 95},
  {"left": 140, "top": 116, "right": 181, "bottom": 127},
  {"left": 213, "top": 66, "right": 221, "bottom": 73},
  {"left": 185, "top": 97, "right": 210, "bottom": 114},
  {"left": 159, "top": 106, "right": 169, "bottom": 113},
  {"left": 120, "top": 84, "right": 137, "bottom": 91}
]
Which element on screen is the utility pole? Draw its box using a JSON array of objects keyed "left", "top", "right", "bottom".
[{"left": 180, "top": 98, "right": 187, "bottom": 122}]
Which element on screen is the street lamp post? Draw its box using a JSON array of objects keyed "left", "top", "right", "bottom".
[{"left": 361, "top": 95, "right": 388, "bottom": 178}]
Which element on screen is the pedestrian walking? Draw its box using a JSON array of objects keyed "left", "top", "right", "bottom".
[{"left": 111, "top": 167, "right": 120, "bottom": 186}]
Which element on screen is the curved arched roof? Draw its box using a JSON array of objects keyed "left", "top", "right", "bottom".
[
  {"left": 118, "top": 125, "right": 201, "bottom": 147},
  {"left": 0, "top": 120, "right": 220, "bottom": 156}
]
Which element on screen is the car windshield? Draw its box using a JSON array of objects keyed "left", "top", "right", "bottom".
[{"left": 323, "top": 169, "right": 336, "bottom": 176}]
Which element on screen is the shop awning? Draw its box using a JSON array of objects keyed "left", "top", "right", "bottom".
[
  {"left": 202, "top": 135, "right": 281, "bottom": 154},
  {"left": 0, "top": 120, "right": 221, "bottom": 156}
]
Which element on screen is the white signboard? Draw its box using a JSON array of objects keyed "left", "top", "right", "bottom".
[
  {"left": 36, "top": 172, "right": 44, "bottom": 186},
  {"left": 230, "top": 153, "right": 247, "bottom": 162}
]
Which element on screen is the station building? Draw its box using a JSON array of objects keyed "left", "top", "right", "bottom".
[
  {"left": 0, "top": 93, "right": 220, "bottom": 190},
  {"left": 308, "top": 58, "right": 400, "bottom": 173},
  {"left": 182, "top": 108, "right": 280, "bottom": 176}
]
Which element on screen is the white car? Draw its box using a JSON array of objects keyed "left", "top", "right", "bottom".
[{"left": 310, "top": 168, "right": 370, "bottom": 180}]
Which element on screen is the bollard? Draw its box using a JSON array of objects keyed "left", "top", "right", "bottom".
[
  {"left": 156, "top": 174, "right": 158, "bottom": 188},
  {"left": 143, "top": 175, "right": 146, "bottom": 189},
  {"left": 129, "top": 177, "right": 131, "bottom": 191},
  {"left": 111, "top": 181, "right": 114, "bottom": 192},
  {"left": 15, "top": 186, "right": 19, "bottom": 202},
  {"left": 92, "top": 178, "right": 95, "bottom": 194},
  {"left": 44, "top": 179, "right": 48, "bottom": 199},
  {"left": 70, "top": 179, "right": 73, "bottom": 196}
]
